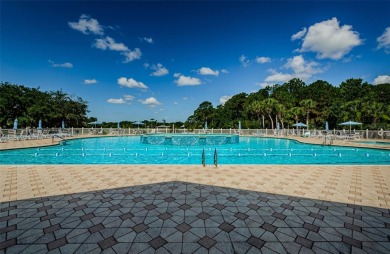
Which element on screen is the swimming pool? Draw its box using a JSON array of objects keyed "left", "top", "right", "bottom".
[{"left": 0, "top": 136, "right": 389, "bottom": 165}]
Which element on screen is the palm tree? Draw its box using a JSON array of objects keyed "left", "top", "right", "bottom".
[
  {"left": 275, "top": 103, "right": 286, "bottom": 129},
  {"left": 250, "top": 101, "right": 266, "bottom": 128},
  {"left": 365, "top": 101, "right": 389, "bottom": 124},
  {"left": 289, "top": 107, "right": 304, "bottom": 124},
  {"left": 262, "top": 98, "right": 278, "bottom": 129},
  {"left": 300, "top": 99, "right": 317, "bottom": 127}
]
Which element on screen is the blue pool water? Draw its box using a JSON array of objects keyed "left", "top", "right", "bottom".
[{"left": 0, "top": 136, "right": 389, "bottom": 165}]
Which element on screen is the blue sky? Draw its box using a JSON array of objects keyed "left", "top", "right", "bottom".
[{"left": 1, "top": 1, "right": 389, "bottom": 122}]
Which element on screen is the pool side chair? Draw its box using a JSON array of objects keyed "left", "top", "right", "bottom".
[
  {"left": 16, "top": 130, "right": 28, "bottom": 141},
  {"left": 335, "top": 131, "right": 347, "bottom": 140},
  {"left": 252, "top": 131, "right": 264, "bottom": 136},
  {"left": 0, "top": 129, "right": 9, "bottom": 143},
  {"left": 316, "top": 131, "right": 324, "bottom": 139},
  {"left": 353, "top": 131, "right": 362, "bottom": 140},
  {"left": 302, "top": 131, "right": 310, "bottom": 137}
]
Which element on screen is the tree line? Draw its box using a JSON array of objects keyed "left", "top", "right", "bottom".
[
  {"left": 0, "top": 82, "right": 186, "bottom": 129},
  {"left": 0, "top": 82, "right": 90, "bottom": 129},
  {"left": 1, "top": 78, "right": 389, "bottom": 130},
  {"left": 185, "top": 78, "right": 390, "bottom": 130}
]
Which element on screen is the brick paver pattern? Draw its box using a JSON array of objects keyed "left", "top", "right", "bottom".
[{"left": 1, "top": 181, "right": 390, "bottom": 253}]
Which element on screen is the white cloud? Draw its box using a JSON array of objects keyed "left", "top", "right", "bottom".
[
  {"left": 122, "top": 48, "right": 142, "bottom": 63},
  {"left": 284, "top": 55, "right": 322, "bottom": 81},
  {"left": 296, "top": 17, "right": 362, "bottom": 60},
  {"left": 70, "top": 15, "right": 141, "bottom": 63},
  {"left": 257, "top": 82, "right": 273, "bottom": 89},
  {"left": 123, "top": 94, "right": 135, "bottom": 101},
  {"left": 264, "top": 72, "right": 294, "bottom": 83},
  {"left": 49, "top": 60, "right": 73, "bottom": 68},
  {"left": 198, "top": 67, "right": 219, "bottom": 76},
  {"left": 173, "top": 73, "right": 181, "bottom": 78},
  {"left": 84, "top": 79, "right": 97, "bottom": 84},
  {"left": 143, "top": 37, "right": 153, "bottom": 43},
  {"left": 220, "top": 95, "right": 232, "bottom": 105},
  {"left": 174, "top": 74, "right": 202, "bottom": 86},
  {"left": 94, "top": 37, "right": 141, "bottom": 63},
  {"left": 118, "top": 77, "right": 148, "bottom": 89},
  {"left": 174, "top": 102, "right": 178, "bottom": 105},
  {"left": 239, "top": 55, "right": 250, "bottom": 67},
  {"left": 150, "top": 63, "right": 169, "bottom": 76},
  {"left": 94, "top": 36, "right": 129, "bottom": 51},
  {"left": 68, "top": 14, "right": 104, "bottom": 35},
  {"left": 377, "top": 27, "right": 390, "bottom": 53},
  {"left": 291, "top": 27, "right": 307, "bottom": 41},
  {"left": 260, "top": 55, "right": 322, "bottom": 86},
  {"left": 221, "top": 69, "right": 229, "bottom": 74},
  {"left": 139, "top": 97, "right": 161, "bottom": 107},
  {"left": 107, "top": 98, "right": 126, "bottom": 104},
  {"left": 255, "top": 57, "right": 271, "bottom": 64},
  {"left": 373, "top": 75, "right": 390, "bottom": 85}
]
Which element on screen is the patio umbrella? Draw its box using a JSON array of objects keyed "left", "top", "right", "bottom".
[
  {"left": 277, "top": 122, "right": 280, "bottom": 130},
  {"left": 205, "top": 121, "right": 208, "bottom": 130},
  {"left": 38, "top": 119, "right": 42, "bottom": 129},
  {"left": 325, "top": 121, "right": 329, "bottom": 132},
  {"left": 158, "top": 125, "right": 169, "bottom": 133},
  {"left": 88, "top": 121, "right": 101, "bottom": 128},
  {"left": 238, "top": 121, "right": 241, "bottom": 130},
  {"left": 13, "top": 119, "right": 18, "bottom": 130},
  {"left": 292, "top": 122, "right": 307, "bottom": 127},
  {"left": 292, "top": 122, "right": 307, "bottom": 134},
  {"left": 133, "top": 121, "right": 144, "bottom": 129},
  {"left": 117, "top": 122, "right": 120, "bottom": 129},
  {"left": 62, "top": 120, "right": 65, "bottom": 129},
  {"left": 339, "top": 120, "right": 362, "bottom": 133}
]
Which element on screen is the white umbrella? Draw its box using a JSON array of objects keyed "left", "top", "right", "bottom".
[
  {"left": 292, "top": 122, "right": 307, "bottom": 134},
  {"left": 158, "top": 125, "right": 169, "bottom": 133},
  {"left": 292, "top": 122, "right": 307, "bottom": 127},
  {"left": 88, "top": 121, "right": 101, "bottom": 128},
  {"left": 13, "top": 119, "right": 18, "bottom": 130},
  {"left": 133, "top": 121, "right": 144, "bottom": 129},
  {"left": 339, "top": 120, "right": 362, "bottom": 133}
]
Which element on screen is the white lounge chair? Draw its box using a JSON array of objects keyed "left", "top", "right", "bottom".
[{"left": 0, "top": 129, "right": 9, "bottom": 143}]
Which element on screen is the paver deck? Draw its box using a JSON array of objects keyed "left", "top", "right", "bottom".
[{"left": 0, "top": 136, "right": 389, "bottom": 253}]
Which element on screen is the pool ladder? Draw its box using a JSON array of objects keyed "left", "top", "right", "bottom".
[
  {"left": 202, "top": 148, "right": 218, "bottom": 167},
  {"left": 322, "top": 136, "right": 333, "bottom": 146},
  {"left": 52, "top": 134, "right": 67, "bottom": 144}
]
